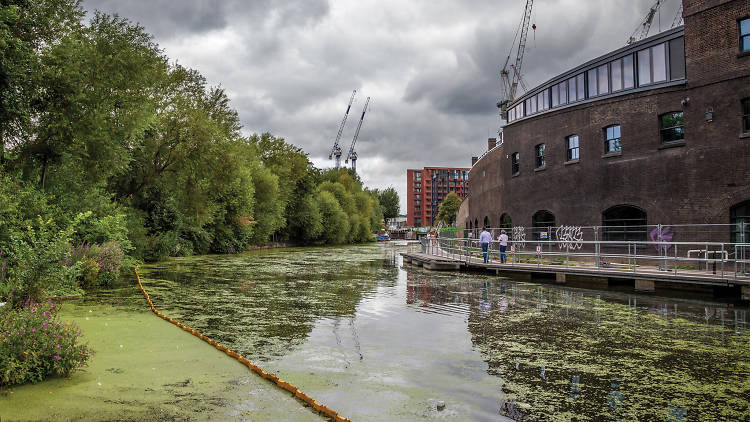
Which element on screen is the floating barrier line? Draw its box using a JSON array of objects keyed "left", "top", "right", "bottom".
[{"left": 134, "top": 268, "right": 353, "bottom": 422}]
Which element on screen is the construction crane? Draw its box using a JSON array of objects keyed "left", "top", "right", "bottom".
[
  {"left": 329, "top": 89, "right": 357, "bottom": 169},
  {"left": 627, "top": 0, "right": 663, "bottom": 45},
  {"left": 345, "top": 97, "right": 370, "bottom": 172},
  {"left": 497, "top": 0, "right": 534, "bottom": 120},
  {"left": 671, "top": 3, "right": 683, "bottom": 28}
]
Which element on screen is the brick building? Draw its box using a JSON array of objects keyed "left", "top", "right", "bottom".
[
  {"left": 406, "top": 167, "right": 470, "bottom": 227},
  {"left": 466, "top": 0, "right": 750, "bottom": 243}
]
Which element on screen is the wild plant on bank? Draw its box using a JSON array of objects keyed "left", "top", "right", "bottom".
[{"left": 0, "top": 301, "right": 93, "bottom": 387}]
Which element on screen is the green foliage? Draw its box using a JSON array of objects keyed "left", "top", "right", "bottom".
[
  {"left": 436, "top": 192, "right": 462, "bottom": 226},
  {"left": 0, "top": 301, "right": 93, "bottom": 387},
  {"left": 1, "top": 0, "right": 389, "bottom": 307},
  {"left": 316, "top": 191, "right": 349, "bottom": 245},
  {"left": 378, "top": 187, "right": 400, "bottom": 220}
]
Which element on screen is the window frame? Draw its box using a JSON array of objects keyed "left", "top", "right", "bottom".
[
  {"left": 659, "top": 111, "right": 685, "bottom": 144},
  {"left": 740, "top": 17, "right": 750, "bottom": 53},
  {"left": 566, "top": 134, "right": 580, "bottom": 162},
  {"left": 742, "top": 98, "right": 750, "bottom": 134},
  {"left": 511, "top": 152, "right": 520, "bottom": 175},
  {"left": 535, "top": 143, "right": 546, "bottom": 169},
  {"left": 604, "top": 125, "right": 622, "bottom": 154}
]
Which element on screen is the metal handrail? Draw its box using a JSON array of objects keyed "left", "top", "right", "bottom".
[{"left": 420, "top": 237, "right": 750, "bottom": 282}]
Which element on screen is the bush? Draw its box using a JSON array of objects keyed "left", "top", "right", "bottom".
[
  {"left": 64, "top": 241, "right": 124, "bottom": 288},
  {"left": 0, "top": 301, "right": 93, "bottom": 387}
]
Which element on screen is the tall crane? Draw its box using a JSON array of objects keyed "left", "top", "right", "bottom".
[
  {"left": 345, "top": 97, "right": 370, "bottom": 172},
  {"left": 627, "top": 0, "right": 663, "bottom": 45},
  {"left": 329, "top": 90, "right": 357, "bottom": 169},
  {"left": 497, "top": 0, "right": 534, "bottom": 120}
]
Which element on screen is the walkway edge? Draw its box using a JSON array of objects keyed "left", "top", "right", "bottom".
[{"left": 134, "top": 268, "right": 353, "bottom": 422}]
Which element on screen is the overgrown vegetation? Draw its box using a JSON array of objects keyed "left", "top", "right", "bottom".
[
  {"left": 0, "top": 301, "right": 92, "bottom": 387},
  {"left": 0, "top": 0, "right": 392, "bottom": 309}
]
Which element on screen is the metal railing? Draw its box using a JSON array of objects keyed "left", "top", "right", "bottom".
[{"left": 414, "top": 236, "right": 750, "bottom": 283}]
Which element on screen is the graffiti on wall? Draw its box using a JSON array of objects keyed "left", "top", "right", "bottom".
[
  {"left": 649, "top": 226, "right": 674, "bottom": 252},
  {"left": 512, "top": 226, "right": 526, "bottom": 250},
  {"left": 556, "top": 225, "right": 584, "bottom": 250}
]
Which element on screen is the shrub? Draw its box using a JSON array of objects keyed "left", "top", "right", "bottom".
[{"left": 0, "top": 301, "right": 93, "bottom": 387}]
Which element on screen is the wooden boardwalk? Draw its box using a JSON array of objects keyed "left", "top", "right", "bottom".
[{"left": 402, "top": 251, "right": 750, "bottom": 298}]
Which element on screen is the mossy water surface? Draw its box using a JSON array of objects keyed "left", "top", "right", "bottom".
[{"left": 3, "top": 243, "right": 747, "bottom": 421}]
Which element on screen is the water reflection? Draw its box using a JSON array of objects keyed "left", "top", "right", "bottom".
[
  {"left": 130, "top": 244, "right": 749, "bottom": 421},
  {"left": 406, "top": 265, "right": 750, "bottom": 420}
]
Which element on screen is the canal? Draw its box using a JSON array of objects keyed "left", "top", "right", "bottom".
[
  {"left": 137, "top": 243, "right": 750, "bottom": 421},
  {"left": 5, "top": 243, "right": 748, "bottom": 421}
]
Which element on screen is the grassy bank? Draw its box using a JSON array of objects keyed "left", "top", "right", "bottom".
[{"left": 0, "top": 302, "right": 320, "bottom": 421}]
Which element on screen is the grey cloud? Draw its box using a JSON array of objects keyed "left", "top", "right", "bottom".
[
  {"left": 82, "top": 0, "right": 330, "bottom": 39},
  {"left": 80, "top": 0, "right": 683, "bottom": 212}
]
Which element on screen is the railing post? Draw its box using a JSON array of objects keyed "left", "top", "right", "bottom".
[
  {"left": 566, "top": 241, "right": 569, "bottom": 267},
  {"left": 634, "top": 242, "right": 637, "bottom": 273},
  {"left": 594, "top": 226, "right": 600, "bottom": 268},
  {"left": 721, "top": 243, "right": 725, "bottom": 281},
  {"left": 674, "top": 243, "right": 678, "bottom": 275}
]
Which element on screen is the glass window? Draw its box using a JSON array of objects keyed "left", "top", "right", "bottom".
[
  {"left": 611, "top": 58, "right": 623, "bottom": 92},
  {"left": 743, "top": 98, "right": 750, "bottom": 134},
  {"left": 552, "top": 85, "right": 559, "bottom": 107},
  {"left": 587, "top": 68, "right": 597, "bottom": 97},
  {"left": 535, "top": 144, "right": 546, "bottom": 168},
  {"left": 623, "top": 54, "right": 635, "bottom": 89},
  {"left": 511, "top": 152, "right": 520, "bottom": 175},
  {"left": 597, "top": 64, "right": 609, "bottom": 95},
  {"left": 558, "top": 81, "right": 568, "bottom": 105},
  {"left": 638, "top": 48, "right": 651, "bottom": 85},
  {"left": 542, "top": 89, "right": 549, "bottom": 110},
  {"left": 741, "top": 18, "right": 750, "bottom": 52},
  {"left": 576, "top": 74, "right": 585, "bottom": 99},
  {"left": 669, "top": 38, "right": 685, "bottom": 80},
  {"left": 568, "top": 76, "right": 577, "bottom": 102},
  {"left": 605, "top": 125, "right": 621, "bottom": 153},
  {"left": 652, "top": 43, "right": 667, "bottom": 82},
  {"left": 566, "top": 135, "right": 579, "bottom": 161},
  {"left": 660, "top": 111, "right": 684, "bottom": 143}
]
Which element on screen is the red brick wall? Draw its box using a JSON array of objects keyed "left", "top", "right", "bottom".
[{"left": 467, "top": 0, "right": 750, "bottom": 240}]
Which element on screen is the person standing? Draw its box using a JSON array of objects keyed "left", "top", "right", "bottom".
[
  {"left": 498, "top": 229, "right": 509, "bottom": 263},
  {"left": 479, "top": 227, "right": 492, "bottom": 263}
]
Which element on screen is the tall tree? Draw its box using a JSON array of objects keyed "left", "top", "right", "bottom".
[
  {"left": 378, "top": 187, "right": 400, "bottom": 220},
  {"left": 436, "top": 192, "right": 462, "bottom": 226}
]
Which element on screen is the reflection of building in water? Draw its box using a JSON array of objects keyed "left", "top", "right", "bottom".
[{"left": 400, "top": 264, "right": 749, "bottom": 420}]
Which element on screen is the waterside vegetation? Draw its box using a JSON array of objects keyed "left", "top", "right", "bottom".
[{"left": 0, "top": 0, "right": 391, "bottom": 386}]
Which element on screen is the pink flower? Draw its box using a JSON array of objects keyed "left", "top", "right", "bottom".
[
  {"left": 56, "top": 344, "right": 61, "bottom": 349},
  {"left": 54, "top": 355, "right": 61, "bottom": 360}
]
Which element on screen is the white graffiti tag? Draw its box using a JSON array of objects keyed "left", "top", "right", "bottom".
[
  {"left": 556, "top": 226, "right": 583, "bottom": 250},
  {"left": 511, "top": 226, "right": 526, "bottom": 250}
]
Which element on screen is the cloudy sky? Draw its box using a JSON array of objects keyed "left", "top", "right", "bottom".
[{"left": 81, "top": 0, "right": 682, "bottom": 211}]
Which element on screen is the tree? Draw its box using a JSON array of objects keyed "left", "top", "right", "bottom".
[
  {"left": 436, "top": 192, "right": 462, "bottom": 226},
  {"left": 378, "top": 187, "right": 399, "bottom": 220}
]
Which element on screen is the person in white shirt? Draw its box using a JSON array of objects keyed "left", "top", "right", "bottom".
[
  {"left": 498, "top": 229, "right": 509, "bottom": 263},
  {"left": 479, "top": 227, "right": 492, "bottom": 263}
]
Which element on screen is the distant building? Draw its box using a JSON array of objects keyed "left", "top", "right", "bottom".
[
  {"left": 386, "top": 216, "right": 407, "bottom": 230},
  {"left": 465, "top": 0, "right": 750, "bottom": 243},
  {"left": 407, "top": 167, "right": 470, "bottom": 227}
]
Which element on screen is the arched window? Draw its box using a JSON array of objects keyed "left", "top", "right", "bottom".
[
  {"left": 499, "top": 213, "right": 512, "bottom": 229},
  {"left": 483, "top": 216, "right": 491, "bottom": 228},
  {"left": 532, "top": 210, "right": 555, "bottom": 240},
  {"left": 602, "top": 205, "right": 647, "bottom": 241},
  {"left": 731, "top": 200, "right": 750, "bottom": 243}
]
